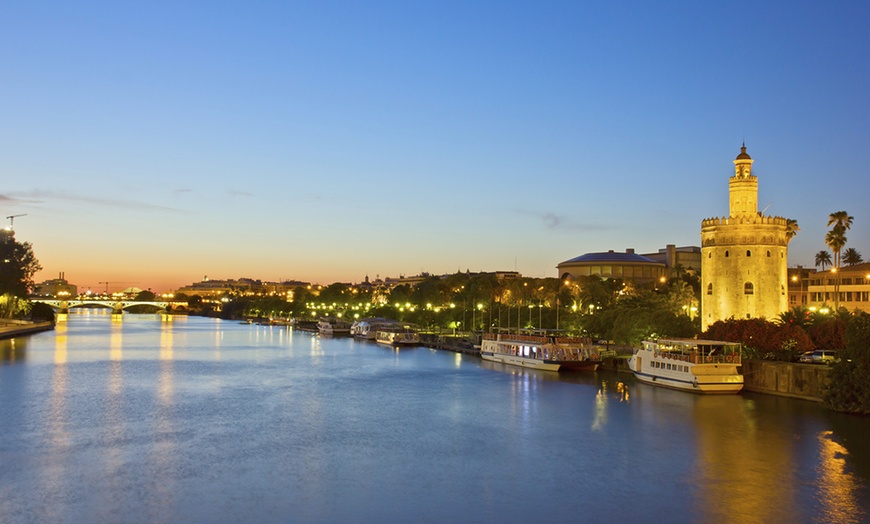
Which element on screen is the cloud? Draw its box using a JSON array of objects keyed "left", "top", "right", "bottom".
[
  {"left": 4, "top": 190, "right": 184, "bottom": 213},
  {"left": 0, "top": 193, "right": 43, "bottom": 205},
  {"left": 524, "top": 210, "right": 611, "bottom": 233},
  {"left": 174, "top": 188, "right": 193, "bottom": 194},
  {"left": 228, "top": 189, "right": 254, "bottom": 197}
]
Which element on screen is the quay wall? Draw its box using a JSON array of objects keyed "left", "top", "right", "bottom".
[
  {"left": 741, "top": 360, "right": 831, "bottom": 402},
  {"left": 0, "top": 320, "right": 55, "bottom": 340}
]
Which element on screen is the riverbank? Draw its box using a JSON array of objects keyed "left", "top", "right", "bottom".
[{"left": 0, "top": 320, "right": 55, "bottom": 340}]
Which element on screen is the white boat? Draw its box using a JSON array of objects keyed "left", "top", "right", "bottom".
[
  {"left": 375, "top": 326, "right": 420, "bottom": 346},
  {"left": 351, "top": 317, "right": 397, "bottom": 340},
  {"left": 627, "top": 338, "right": 743, "bottom": 394},
  {"left": 317, "top": 317, "right": 352, "bottom": 336},
  {"left": 479, "top": 330, "right": 600, "bottom": 371}
]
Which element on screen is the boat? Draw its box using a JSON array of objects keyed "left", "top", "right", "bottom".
[
  {"left": 627, "top": 338, "right": 743, "bottom": 394},
  {"left": 351, "top": 317, "right": 397, "bottom": 340},
  {"left": 479, "top": 329, "right": 601, "bottom": 371},
  {"left": 317, "top": 317, "right": 352, "bottom": 336},
  {"left": 375, "top": 326, "right": 420, "bottom": 346}
]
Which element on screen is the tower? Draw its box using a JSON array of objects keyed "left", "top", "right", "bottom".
[{"left": 700, "top": 146, "right": 790, "bottom": 331}]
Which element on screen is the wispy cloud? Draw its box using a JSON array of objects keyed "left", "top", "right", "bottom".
[
  {"left": 228, "top": 189, "right": 253, "bottom": 198},
  {"left": 0, "top": 193, "right": 43, "bottom": 205},
  {"left": 4, "top": 190, "right": 184, "bottom": 213},
  {"left": 174, "top": 188, "right": 193, "bottom": 194},
  {"left": 521, "top": 210, "right": 612, "bottom": 233}
]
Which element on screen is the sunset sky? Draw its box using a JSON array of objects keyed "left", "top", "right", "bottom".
[{"left": 3, "top": 2, "right": 869, "bottom": 293}]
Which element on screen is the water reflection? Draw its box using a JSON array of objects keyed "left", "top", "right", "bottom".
[
  {"left": 816, "top": 430, "right": 864, "bottom": 523},
  {"left": 110, "top": 315, "right": 123, "bottom": 361},
  {"left": 0, "top": 337, "right": 26, "bottom": 363}
]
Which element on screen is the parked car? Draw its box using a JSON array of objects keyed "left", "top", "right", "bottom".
[
  {"left": 811, "top": 350, "right": 839, "bottom": 365},
  {"left": 798, "top": 351, "right": 815, "bottom": 363}
]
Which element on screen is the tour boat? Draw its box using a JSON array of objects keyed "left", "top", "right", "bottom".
[
  {"left": 627, "top": 338, "right": 743, "bottom": 394},
  {"left": 375, "top": 326, "right": 420, "bottom": 346},
  {"left": 351, "top": 318, "right": 397, "bottom": 340},
  {"left": 479, "top": 330, "right": 601, "bottom": 371},
  {"left": 317, "top": 317, "right": 352, "bottom": 336}
]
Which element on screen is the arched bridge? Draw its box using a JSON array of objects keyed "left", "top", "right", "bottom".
[{"left": 33, "top": 298, "right": 188, "bottom": 314}]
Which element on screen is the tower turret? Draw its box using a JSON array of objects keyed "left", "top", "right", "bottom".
[{"left": 729, "top": 144, "right": 757, "bottom": 217}]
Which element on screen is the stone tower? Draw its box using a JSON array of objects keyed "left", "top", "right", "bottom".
[{"left": 700, "top": 146, "right": 789, "bottom": 331}]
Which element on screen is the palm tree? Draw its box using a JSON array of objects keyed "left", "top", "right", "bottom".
[
  {"left": 842, "top": 247, "right": 863, "bottom": 266},
  {"left": 828, "top": 210, "right": 854, "bottom": 232},
  {"left": 785, "top": 218, "right": 800, "bottom": 243},
  {"left": 826, "top": 210, "right": 852, "bottom": 310},
  {"left": 814, "top": 250, "right": 832, "bottom": 270}
]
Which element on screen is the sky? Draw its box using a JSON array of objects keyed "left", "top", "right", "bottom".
[{"left": 3, "top": 1, "right": 869, "bottom": 293}]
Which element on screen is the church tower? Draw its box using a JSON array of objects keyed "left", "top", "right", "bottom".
[{"left": 700, "top": 146, "right": 790, "bottom": 331}]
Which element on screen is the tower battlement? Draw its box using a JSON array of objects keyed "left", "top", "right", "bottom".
[{"left": 701, "top": 215, "right": 789, "bottom": 228}]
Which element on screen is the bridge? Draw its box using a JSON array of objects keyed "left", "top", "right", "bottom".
[{"left": 33, "top": 298, "right": 188, "bottom": 314}]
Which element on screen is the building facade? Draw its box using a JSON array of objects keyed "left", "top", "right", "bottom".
[
  {"left": 557, "top": 249, "right": 668, "bottom": 284},
  {"left": 31, "top": 273, "right": 77, "bottom": 298},
  {"left": 700, "top": 146, "right": 791, "bottom": 331},
  {"left": 805, "top": 262, "right": 870, "bottom": 313}
]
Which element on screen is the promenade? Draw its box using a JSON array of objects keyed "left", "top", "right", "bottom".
[{"left": 0, "top": 320, "right": 54, "bottom": 340}]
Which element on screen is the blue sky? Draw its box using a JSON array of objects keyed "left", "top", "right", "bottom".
[{"left": 3, "top": 1, "right": 869, "bottom": 292}]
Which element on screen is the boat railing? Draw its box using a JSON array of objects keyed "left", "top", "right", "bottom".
[{"left": 656, "top": 350, "right": 742, "bottom": 365}]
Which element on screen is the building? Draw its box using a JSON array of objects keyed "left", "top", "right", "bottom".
[
  {"left": 557, "top": 249, "right": 667, "bottom": 284},
  {"left": 700, "top": 146, "right": 792, "bottom": 331},
  {"left": 176, "top": 277, "right": 309, "bottom": 299},
  {"left": 31, "top": 273, "right": 77, "bottom": 298},
  {"left": 641, "top": 245, "right": 702, "bottom": 275},
  {"left": 787, "top": 265, "right": 815, "bottom": 308},
  {"left": 805, "top": 262, "right": 870, "bottom": 313}
]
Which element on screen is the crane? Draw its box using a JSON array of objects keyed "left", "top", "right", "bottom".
[{"left": 6, "top": 214, "right": 26, "bottom": 230}]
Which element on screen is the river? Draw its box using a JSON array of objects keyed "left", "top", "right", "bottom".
[{"left": 1, "top": 313, "right": 868, "bottom": 523}]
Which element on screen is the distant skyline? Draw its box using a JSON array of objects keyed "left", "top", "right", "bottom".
[{"left": 3, "top": 2, "right": 869, "bottom": 293}]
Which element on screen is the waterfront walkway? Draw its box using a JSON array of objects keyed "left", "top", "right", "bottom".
[{"left": 0, "top": 320, "right": 54, "bottom": 340}]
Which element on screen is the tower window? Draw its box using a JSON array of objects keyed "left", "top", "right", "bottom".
[
  {"left": 767, "top": 250, "right": 771, "bottom": 257},
  {"left": 706, "top": 283, "right": 713, "bottom": 295},
  {"left": 725, "top": 251, "right": 730, "bottom": 258},
  {"left": 746, "top": 250, "right": 751, "bottom": 257},
  {"left": 744, "top": 282, "right": 754, "bottom": 295}
]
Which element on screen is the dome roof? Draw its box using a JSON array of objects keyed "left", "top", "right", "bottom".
[
  {"left": 560, "top": 251, "right": 660, "bottom": 265},
  {"left": 735, "top": 145, "right": 751, "bottom": 160}
]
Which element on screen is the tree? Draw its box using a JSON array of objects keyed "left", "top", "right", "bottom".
[
  {"left": 0, "top": 229, "right": 42, "bottom": 318},
  {"left": 842, "top": 247, "right": 863, "bottom": 266},
  {"left": 785, "top": 218, "right": 800, "bottom": 243},
  {"left": 823, "top": 312, "right": 870, "bottom": 414},
  {"left": 814, "top": 250, "right": 832, "bottom": 271},
  {"left": 135, "top": 290, "right": 157, "bottom": 301},
  {"left": 827, "top": 211, "right": 853, "bottom": 310}
]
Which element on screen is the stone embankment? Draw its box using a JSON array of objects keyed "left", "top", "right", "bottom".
[
  {"left": 741, "top": 360, "right": 831, "bottom": 402},
  {"left": 0, "top": 320, "right": 55, "bottom": 340}
]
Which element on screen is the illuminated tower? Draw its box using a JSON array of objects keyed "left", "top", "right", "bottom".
[{"left": 700, "top": 146, "right": 790, "bottom": 331}]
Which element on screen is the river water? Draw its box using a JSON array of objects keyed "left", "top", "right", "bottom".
[{"left": 1, "top": 313, "right": 868, "bottom": 523}]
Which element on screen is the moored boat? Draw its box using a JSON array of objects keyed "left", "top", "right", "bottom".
[
  {"left": 479, "top": 330, "right": 600, "bottom": 371},
  {"left": 351, "top": 317, "right": 398, "bottom": 340},
  {"left": 627, "top": 338, "right": 743, "bottom": 394},
  {"left": 375, "top": 326, "right": 420, "bottom": 346},
  {"left": 317, "top": 317, "right": 352, "bottom": 336}
]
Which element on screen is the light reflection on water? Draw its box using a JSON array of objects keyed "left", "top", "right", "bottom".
[{"left": 0, "top": 313, "right": 868, "bottom": 523}]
